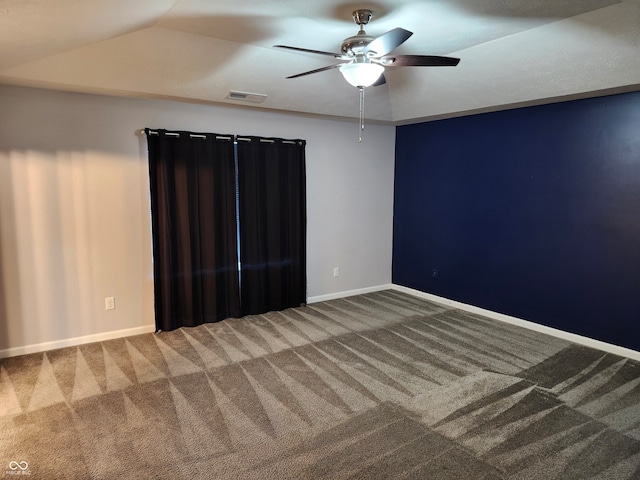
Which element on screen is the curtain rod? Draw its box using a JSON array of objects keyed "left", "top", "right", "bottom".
[
  {"left": 143, "top": 129, "right": 227, "bottom": 140},
  {"left": 236, "top": 138, "right": 294, "bottom": 144},
  {"left": 142, "top": 129, "right": 302, "bottom": 145}
]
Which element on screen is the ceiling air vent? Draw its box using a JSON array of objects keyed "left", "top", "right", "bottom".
[{"left": 226, "top": 90, "right": 267, "bottom": 104}]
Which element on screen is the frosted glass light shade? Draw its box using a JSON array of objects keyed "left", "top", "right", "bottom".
[{"left": 339, "top": 63, "right": 384, "bottom": 87}]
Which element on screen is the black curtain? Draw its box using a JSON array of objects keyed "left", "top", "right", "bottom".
[
  {"left": 237, "top": 137, "right": 307, "bottom": 315},
  {"left": 147, "top": 129, "right": 241, "bottom": 331}
]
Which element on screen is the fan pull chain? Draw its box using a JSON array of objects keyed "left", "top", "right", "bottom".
[{"left": 358, "top": 86, "right": 365, "bottom": 143}]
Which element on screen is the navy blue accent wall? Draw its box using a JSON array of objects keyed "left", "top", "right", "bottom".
[{"left": 393, "top": 92, "right": 640, "bottom": 351}]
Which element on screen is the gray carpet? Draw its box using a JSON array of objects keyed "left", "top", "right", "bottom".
[{"left": 1, "top": 290, "right": 639, "bottom": 479}]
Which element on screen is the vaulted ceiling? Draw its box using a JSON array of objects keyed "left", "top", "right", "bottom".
[{"left": 1, "top": 0, "right": 639, "bottom": 124}]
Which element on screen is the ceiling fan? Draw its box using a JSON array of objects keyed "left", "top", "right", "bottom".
[{"left": 275, "top": 9, "right": 460, "bottom": 141}]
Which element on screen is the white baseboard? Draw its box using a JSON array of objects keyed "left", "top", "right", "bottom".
[
  {"left": 392, "top": 284, "right": 640, "bottom": 362},
  {"left": 0, "top": 285, "right": 392, "bottom": 358},
  {"left": 0, "top": 325, "right": 156, "bottom": 359},
  {"left": 308, "top": 284, "right": 393, "bottom": 304},
  {"left": 2, "top": 285, "right": 392, "bottom": 358},
  {"left": 5, "top": 285, "right": 637, "bottom": 362}
]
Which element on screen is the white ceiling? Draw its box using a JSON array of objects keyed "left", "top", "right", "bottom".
[{"left": 1, "top": 0, "right": 639, "bottom": 124}]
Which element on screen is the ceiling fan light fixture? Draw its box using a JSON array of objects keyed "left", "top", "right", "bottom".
[{"left": 339, "top": 62, "right": 384, "bottom": 87}]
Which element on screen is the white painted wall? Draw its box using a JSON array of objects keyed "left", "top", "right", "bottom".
[{"left": 0, "top": 85, "right": 395, "bottom": 354}]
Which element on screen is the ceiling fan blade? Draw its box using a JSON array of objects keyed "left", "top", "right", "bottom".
[
  {"left": 383, "top": 55, "right": 460, "bottom": 67},
  {"left": 274, "top": 45, "right": 344, "bottom": 58},
  {"left": 372, "top": 74, "right": 387, "bottom": 87},
  {"left": 286, "top": 63, "right": 343, "bottom": 79},
  {"left": 364, "top": 28, "right": 412, "bottom": 57}
]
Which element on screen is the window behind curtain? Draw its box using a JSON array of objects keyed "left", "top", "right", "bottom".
[
  {"left": 146, "top": 130, "right": 306, "bottom": 331},
  {"left": 146, "top": 129, "right": 241, "bottom": 331},
  {"left": 237, "top": 137, "right": 307, "bottom": 316}
]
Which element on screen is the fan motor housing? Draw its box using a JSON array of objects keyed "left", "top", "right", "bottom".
[{"left": 341, "top": 32, "right": 374, "bottom": 56}]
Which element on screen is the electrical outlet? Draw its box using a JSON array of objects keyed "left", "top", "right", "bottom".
[
  {"left": 105, "top": 297, "right": 115, "bottom": 311},
  {"left": 333, "top": 267, "right": 340, "bottom": 277}
]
